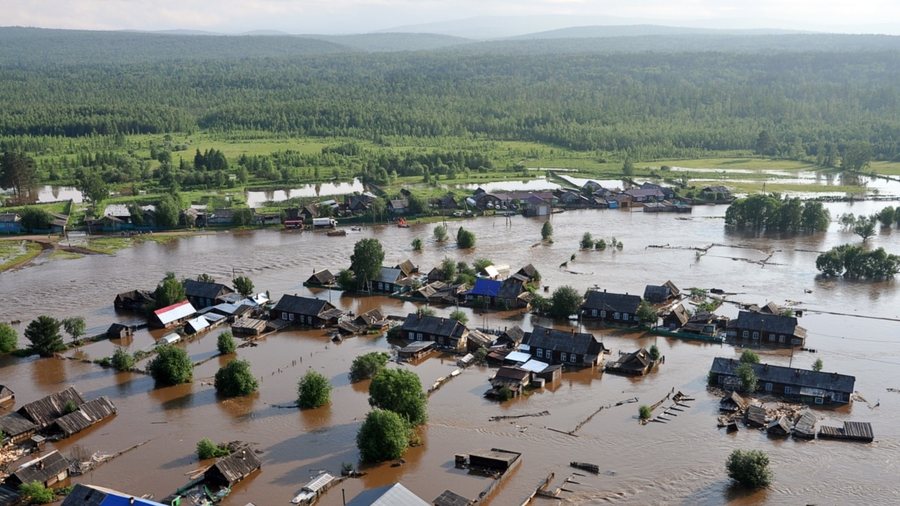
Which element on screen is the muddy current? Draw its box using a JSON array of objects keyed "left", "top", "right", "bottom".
[{"left": 1, "top": 203, "right": 899, "bottom": 505}]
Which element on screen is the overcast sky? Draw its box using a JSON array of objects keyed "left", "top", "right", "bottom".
[{"left": 5, "top": 0, "right": 900, "bottom": 35}]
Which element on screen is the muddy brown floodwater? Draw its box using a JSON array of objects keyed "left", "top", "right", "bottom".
[{"left": 2, "top": 203, "right": 900, "bottom": 505}]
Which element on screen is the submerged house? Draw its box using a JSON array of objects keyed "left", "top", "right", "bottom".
[
  {"left": 372, "top": 267, "right": 409, "bottom": 294},
  {"left": 149, "top": 300, "right": 197, "bottom": 329},
  {"left": 727, "top": 311, "right": 806, "bottom": 347},
  {"left": 6, "top": 450, "right": 69, "bottom": 488},
  {"left": 271, "top": 295, "right": 340, "bottom": 328},
  {"left": 604, "top": 348, "right": 659, "bottom": 376},
  {"left": 400, "top": 313, "right": 469, "bottom": 351},
  {"left": 347, "top": 483, "right": 428, "bottom": 506},
  {"left": 18, "top": 386, "right": 86, "bottom": 428},
  {"left": 49, "top": 396, "right": 117, "bottom": 437},
  {"left": 62, "top": 483, "right": 167, "bottom": 506},
  {"left": 203, "top": 447, "right": 261, "bottom": 487},
  {"left": 183, "top": 279, "right": 235, "bottom": 309},
  {"left": 522, "top": 326, "right": 608, "bottom": 367},
  {"left": 305, "top": 269, "right": 336, "bottom": 287},
  {"left": 0, "top": 385, "right": 13, "bottom": 404},
  {"left": 466, "top": 278, "right": 502, "bottom": 307},
  {"left": 663, "top": 304, "right": 690, "bottom": 330},
  {"left": 0, "top": 413, "right": 38, "bottom": 444},
  {"left": 113, "top": 289, "right": 155, "bottom": 312},
  {"left": 489, "top": 367, "right": 531, "bottom": 396},
  {"left": 0, "top": 213, "right": 22, "bottom": 234},
  {"left": 708, "top": 357, "right": 855, "bottom": 405},
  {"left": 643, "top": 281, "right": 680, "bottom": 304},
  {"left": 581, "top": 290, "right": 642, "bottom": 325}
]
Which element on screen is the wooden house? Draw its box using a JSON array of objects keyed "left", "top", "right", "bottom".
[
  {"left": 466, "top": 330, "right": 497, "bottom": 351},
  {"left": 5, "top": 450, "right": 69, "bottom": 488},
  {"left": 581, "top": 290, "right": 642, "bottom": 325},
  {"left": 203, "top": 447, "right": 261, "bottom": 487},
  {"left": 149, "top": 300, "right": 197, "bottom": 329},
  {"left": 604, "top": 348, "right": 658, "bottom": 376},
  {"left": 643, "top": 281, "right": 680, "bottom": 304},
  {"left": 663, "top": 304, "right": 690, "bottom": 330},
  {"left": 207, "top": 209, "right": 235, "bottom": 226},
  {"left": 0, "top": 213, "right": 23, "bottom": 234},
  {"left": 372, "top": 267, "right": 410, "bottom": 294},
  {"left": 49, "top": 396, "right": 117, "bottom": 437},
  {"left": 497, "top": 277, "right": 528, "bottom": 309},
  {"left": 305, "top": 269, "right": 336, "bottom": 287},
  {"left": 489, "top": 367, "right": 530, "bottom": 396},
  {"left": 0, "top": 485, "right": 20, "bottom": 506},
  {"left": 346, "top": 483, "right": 428, "bottom": 506},
  {"left": 0, "top": 385, "right": 13, "bottom": 404},
  {"left": 467, "top": 449, "right": 521, "bottom": 473},
  {"left": 466, "top": 278, "right": 502, "bottom": 307},
  {"left": 523, "top": 195, "right": 551, "bottom": 216},
  {"left": 681, "top": 311, "right": 727, "bottom": 336},
  {"left": 106, "top": 323, "right": 133, "bottom": 340},
  {"left": 522, "top": 326, "right": 608, "bottom": 367},
  {"left": 0, "top": 413, "right": 38, "bottom": 444},
  {"left": 709, "top": 357, "right": 855, "bottom": 405},
  {"left": 398, "top": 341, "right": 436, "bottom": 362},
  {"left": 495, "top": 326, "right": 525, "bottom": 349},
  {"left": 700, "top": 185, "right": 732, "bottom": 202},
  {"left": 271, "top": 295, "right": 340, "bottom": 328},
  {"left": 62, "top": 483, "right": 167, "bottom": 506},
  {"left": 433, "top": 490, "right": 470, "bottom": 506},
  {"left": 18, "top": 386, "right": 86, "bottom": 428},
  {"left": 183, "top": 280, "right": 234, "bottom": 309},
  {"left": 113, "top": 289, "right": 155, "bottom": 312},
  {"left": 727, "top": 310, "right": 806, "bottom": 347},
  {"left": 388, "top": 198, "right": 409, "bottom": 214},
  {"left": 395, "top": 259, "right": 418, "bottom": 278},
  {"left": 400, "top": 313, "right": 469, "bottom": 351}
]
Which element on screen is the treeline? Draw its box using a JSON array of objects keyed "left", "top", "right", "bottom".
[
  {"left": 817, "top": 245, "right": 900, "bottom": 280},
  {"left": 1, "top": 45, "right": 900, "bottom": 159},
  {"left": 725, "top": 194, "right": 831, "bottom": 233}
]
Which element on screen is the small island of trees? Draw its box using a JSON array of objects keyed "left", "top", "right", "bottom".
[{"left": 725, "top": 194, "right": 830, "bottom": 234}]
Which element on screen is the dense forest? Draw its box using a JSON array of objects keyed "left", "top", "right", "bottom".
[{"left": 1, "top": 28, "right": 900, "bottom": 162}]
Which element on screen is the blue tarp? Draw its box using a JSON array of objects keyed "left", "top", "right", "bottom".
[{"left": 469, "top": 278, "right": 502, "bottom": 297}]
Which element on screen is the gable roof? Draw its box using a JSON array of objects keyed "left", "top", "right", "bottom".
[
  {"left": 0, "top": 412, "right": 37, "bottom": 437},
  {"left": 204, "top": 448, "right": 262, "bottom": 486},
  {"left": 469, "top": 278, "right": 502, "bottom": 298},
  {"left": 710, "top": 357, "right": 855, "bottom": 394},
  {"left": 493, "top": 367, "right": 530, "bottom": 382},
  {"left": 524, "top": 326, "right": 606, "bottom": 358},
  {"left": 307, "top": 269, "right": 335, "bottom": 285},
  {"left": 273, "top": 295, "right": 334, "bottom": 317},
  {"left": 103, "top": 204, "right": 131, "bottom": 218},
  {"left": 582, "top": 290, "right": 641, "bottom": 313},
  {"left": 51, "top": 396, "right": 117, "bottom": 436},
  {"left": 347, "top": 483, "right": 428, "bottom": 506},
  {"left": 18, "top": 386, "right": 86, "bottom": 427},
  {"left": 11, "top": 450, "right": 68, "bottom": 485},
  {"left": 152, "top": 300, "right": 197, "bottom": 326},
  {"left": 62, "top": 484, "right": 167, "bottom": 506},
  {"left": 395, "top": 259, "right": 417, "bottom": 277},
  {"left": 516, "top": 264, "right": 539, "bottom": 280},
  {"left": 183, "top": 279, "right": 233, "bottom": 301},
  {"left": 400, "top": 313, "right": 467, "bottom": 339},
  {"left": 730, "top": 311, "right": 804, "bottom": 336},
  {"left": 667, "top": 304, "right": 690, "bottom": 326},
  {"left": 611, "top": 348, "right": 653, "bottom": 370},
  {"left": 643, "top": 284, "right": 672, "bottom": 301},
  {"left": 376, "top": 267, "right": 404, "bottom": 284},
  {"left": 498, "top": 277, "right": 525, "bottom": 299}
]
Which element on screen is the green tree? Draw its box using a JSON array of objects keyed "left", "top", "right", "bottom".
[
  {"left": 439, "top": 257, "right": 457, "bottom": 281},
  {"left": 18, "top": 481, "right": 54, "bottom": 504},
  {"left": 350, "top": 352, "right": 391, "bottom": 382},
  {"left": 648, "top": 344, "right": 660, "bottom": 361},
  {"left": 541, "top": 221, "right": 553, "bottom": 241},
  {"left": 148, "top": 345, "right": 193, "bottom": 386},
  {"left": 433, "top": 224, "right": 448, "bottom": 242},
  {"left": 0, "top": 323, "right": 17, "bottom": 353},
  {"left": 214, "top": 359, "right": 258, "bottom": 397},
  {"left": 217, "top": 331, "right": 236, "bottom": 354},
  {"left": 735, "top": 363, "right": 758, "bottom": 394},
  {"left": 196, "top": 438, "right": 230, "bottom": 459},
  {"left": 812, "top": 358, "right": 823, "bottom": 372},
  {"left": 350, "top": 238, "right": 385, "bottom": 290},
  {"left": 580, "top": 232, "right": 594, "bottom": 249},
  {"left": 79, "top": 171, "right": 109, "bottom": 206},
  {"left": 639, "top": 405, "right": 652, "bottom": 420},
  {"left": 816, "top": 244, "right": 900, "bottom": 279},
  {"left": 800, "top": 201, "right": 831, "bottom": 232},
  {"left": 456, "top": 227, "right": 476, "bottom": 249},
  {"left": 411, "top": 237, "right": 423, "bottom": 251},
  {"left": 110, "top": 346, "right": 135, "bottom": 371},
  {"left": 726, "top": 449, "right": 772, "bottom": 488},
  {"left": 336, "top": 269, "right": 358, "bottom": 291},
  {"left": 636, "top": 300, "right": 658, "bottom": 326},
  {"left": 895, "top": 207, "right": 900, "bottom": 227},
  {"left": 153, "top": 272, "right": 186, "bottom": 309},
  {"left": 754, "top": 130, "right": 775, "bottom": 156},
  {"left": 548, "top": 285, "right": 582, "bottom": 319},
  {"left": 0, "top": 151, "right": 37, "bottom": 197},
  {"left": 853, "top": 215, "right": 876, "bottom": 242},
  {"left": 473, "top": 258, "right": 493, "bottom": 273},
  {"left": 156, "top": 194, "right": 181, "bottom": 228},
  {"left": 356, "top": 409, "right": 410, "bottom": 463},
  {"left": 841, "top": 141, "right": 873, "bottom": 172},
  {"left": 233, "top": 208, "right": 254, "bottom": 226},
  {"left": 740, "top": 350, "right": 760, "bottom": 364},
  {"left": 197, "top": 273, "right": 216, "bottom": 283},
  {"left": 297, "top": 370, "right": 332, "bottom": 409},
  {"left": 369, "top": 368, "right": 427, "bottom": 426},
  {"left": 62, "top": 316, "right": 86, "bottom": 342},
  {"left": 24, "top": 315, "right": 65, "bottom": 357},
  {"left": 19, "top": 207, "right": 52, "bottom": 232},
  {"left": 449, "top": 309, "right": 468, "bottom": 325},
  {"left": 233, "top": 276, "right": 254, "bottom": 297},
  {"left": 595, "top": 238, "right": 607, "bottom": 250},
  {"left": 877, "top": 206, "right": 895, "bottom": 227},
  {"left": 622, "top": 157, "right": 634, "bottom": 176}
]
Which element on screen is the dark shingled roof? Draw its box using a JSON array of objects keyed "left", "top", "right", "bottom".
[
  {"left": 395, "top": 259, "right": 417, "bottom": 277},
  {"left": 608, "top": 348, "right": 653, "bottom": 372},
  {"left": 581, "top": 290, "right": 641, "bottom": 314},
  {"left": 0, "top": 486, "right": 20, "bottom": 506},
  {"left": 667, "top": 304, "right": 690, "bottom": 326},
  {"left": 0, "top": 412, "right": 37, "bottom": 437},
  {"left": 710, "top": 357, "right": 855, "bottom": 394},
  {"left": 524, "top": 325, "right": 607, "bottom": 357},
  {"left": 498, "top": 277, "right": 525, "bottom": 300},
  {"left": 18, "top": 386, "right": 85, "bottom": 427},
  {"left": 51, "top": 396, "right": 117, "bottom": 437},
  {"left": 729, "top": 311, "right": 805, "bottom": 336},
  {"left": 10, "top": 450, "right": 68, "bottom": 485},
  {"left": 306, "top": 270, "right": 335, "bottom": 285},
  {"left": 376, "top": 267, "right": 404, "bottom": 284},
  {"left": 516, "top": 264, "right": 539, "bottom": 280},
  {"left": 493, "top": 367, "right": 530, "bottom": 382},
  {"left": 183, "top": 279, "right": 234, "bottom": 301},
  {"left": 400, "top": 313, "right": 467, "bottom": 339},
  {"left": 273, "top": 295, "right": 335, "bottom": 317},
  {"left": 433, "top": 489, "right": 470, "bottom": 506},
  {"left": 204, "top": 448, "right": 262, "bottom": 486}
]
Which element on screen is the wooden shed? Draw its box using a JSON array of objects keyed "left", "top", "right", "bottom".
[
  {"left": 17, "top": 386, "right": 85, "bottom": 428},
  {"left": 0, "top": 385, "right": 13, "bottom": 404},
  {"left": 0, "top": 412, "right": 38, "bottom": 444},
  {"left": 204, "top": 448, "right": 262, "bottom": 487},
  {"left": 6, "top": 450, "right": 69, "bottom": 488},
  {"left": 49, "top": 396, "right": 117, "bottom": 437}
]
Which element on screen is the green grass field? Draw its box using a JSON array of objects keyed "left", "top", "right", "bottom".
[{"left": 0, "top": 240, "right": 43, "bottom": 271}]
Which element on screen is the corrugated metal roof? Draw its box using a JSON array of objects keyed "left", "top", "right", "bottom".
[
  {"left": 153, "top": 300, "right": 197, "bottom": 326},
  {"left": 185, "top": 316, "right": 210, "bottom": 333},
  {"left": 504, "top": 351, "right": 532, "bottom": 363},
  {"left": 520, "top": 359, "right": 549, "bottom": 373},
  {"left": 347, "top": 483, "right": 429, "bottom": 506}
]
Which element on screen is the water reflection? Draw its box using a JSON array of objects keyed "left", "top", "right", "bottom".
[{"left": 244, "top": 179, "right": 365, "bottom": 208}]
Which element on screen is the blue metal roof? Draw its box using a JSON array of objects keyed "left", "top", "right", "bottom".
[{"left": 469, "top": 278, "right": 502, "bottom": 297}]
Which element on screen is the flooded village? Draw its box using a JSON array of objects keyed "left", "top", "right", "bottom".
[{"left": 1, "top": 180, "right": 900, "bottom": 506}]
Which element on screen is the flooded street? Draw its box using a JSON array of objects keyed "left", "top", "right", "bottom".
[{"left": 1, "top": 203, "right": 899, "bottom": 505}]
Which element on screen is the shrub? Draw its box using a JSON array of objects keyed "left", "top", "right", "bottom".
[
  {"left": 740, "top": 350, "right": 760, "bottom": 364},
  {"left": 350, "top": 352, "right": 391, "bottom": 382},
  {"left": 63, "top": 400, "right": 78, "bottom": 414},
  {"left": 580, "top": 232, "right": 594, "bottom": 249},
  {"left": 0, "top": 323, "right": 17, "bottom": 353},
  {"left": 214, "top": 359, "right": 258, "bottom": 397},
  {"left": 636, "top": 300, "right": 658, "bottom": 325},
  {"left": 433, "top": 224, "right": 448, "bottom": 242},
  {"left": 110, "top": 346, "right": 135, "bottom": 371},
  {"left": 812, "top": 358, "right": 823, "bottom": 372},
  {"left": 196, "top": 438, "right": 230, "bottom": 460},
  {"left": 217, "top": 331, "right": 236, "bottom": 354},
  {"left": 356, "top": 409, "right": 410, "bottom": 463},
  {"left": 297, "top": 370, "right": 332, "bottom": 409},
  {"left": 148, "top": 345, "right": 193, "bottom": 386},
  {"left": 541, "top": 221, "right": 553, "bottom": 240},
  {"left": 736, "top": 363, "right": 758, "bottom": 394},
  {"left": 369, "top": 368, "right": 428, "bottom": 426},
  {"left": 62, "top": 317, "right": 86, "bottom": 342},
  {"left": 411, "top": 237, "right": 423, "bottom": 251},
  {"left": 24, "top": 315, "right": 65, "bottom": 357},
  {"left": 549, "top": 286, "right": 582, "bottom": 319},
  {"left": 639, "top": 405, "right": 652, "bottom": 420},
  {"left": 18, "top": 481, "right": 54, "bottom": 504},
  {"left": 456, "top": 227, "right": 476, "bottom": 249},
  {"left": 648, "top": 345, "right": 660, "bottom": 361},
  {"left": 473, "top": 347, "right": 488, "bottom": 364},
  {"left": 726, "top": 449, "right": 772, "bottom": 488},
  {"left": 449, "top": 309, "right": 468, "bottom": 325},
  {"left": 233, "top": 276, "right": 254, "bottom": 297}
]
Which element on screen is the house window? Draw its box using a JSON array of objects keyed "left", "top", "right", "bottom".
[
  {"left": 600, "top": 310, "right": 607, "bottom": 318},
  {"left": 752, "top": 331, "right": 760, "bottom": 339},
  {"left": 765, "top": 382, "right": 772, "bottom": 392},
  {"left": 784, "top": 386, "right": 792, "bottom": 395},
  {"left": 778, "top": 335, "right": 785, "bottom": 343},
  {"left": 742, "top": 330, "right": 749, "bottom": 338},
  {"left": 815, "top": 397, "right": 824, "bottom": 405},
  {"left": 592, "top": 309, "right": 598, "bottom": 317},
  {"left": 417, "top": 332, "right": 423, "bottom": 341},
  {"left": 536, "top": 348, "right": 543, "bottom": 358},
  {"left": 614, "top": 312, "right": 620, "bottom": 320},
  {"left": 281, "top": 312, "right": 288, "bottom": 321},
  {"left": 570, "top": 354, "right": 577, "bottom": 363},
  {"left": 623, "top": 314, "right": 629, "bottom": 321},
  {"left": 561, "top": 352, "right": 567, "bottom": 362}
]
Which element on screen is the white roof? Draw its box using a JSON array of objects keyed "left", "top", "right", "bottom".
[
  {"left": 104, "top": 204, "right": 131, "bottom": 217},
  {"left": 304, "top": 473, "right": 334, "bottom": 493},
  {"left": 153, "top": 300, "right": 197, "bottom": 326},
  {"left": 483, "top": 265, "right": 500, "bottom": 279},
  {"left": 204, "top": 313, "right": 227, "bottom": 323},
  {"left": 505, "top": 351, "right": 532, "bottom": 363},
  {"left": 520, "top": 359, "right": 549, "bottom": 373},
  {"left": 518, "top": 344, "right": 531, "bottom": 352},
  {"left": 159, "top": 333, "right": 181, "bottom": 345},
  {"left": 186, "top": 316, "right": 209, "bottom": 332}
]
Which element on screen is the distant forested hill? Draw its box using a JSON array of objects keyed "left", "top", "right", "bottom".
[{"left": 1, "top": 27, "right": 899, "bottom": 160}]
